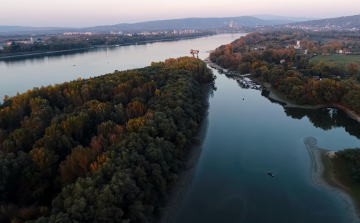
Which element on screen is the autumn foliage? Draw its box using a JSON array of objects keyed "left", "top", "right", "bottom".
[{"left": 0, "top": 57, "right": 214, "bottom": 222}]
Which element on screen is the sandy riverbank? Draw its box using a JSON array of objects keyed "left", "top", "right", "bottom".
[
  {"left": 304, "top": 137, "right": 360, "bottom": 223},
  {"left": 159, "top": 84, "right": 213, "bottom": 223}
]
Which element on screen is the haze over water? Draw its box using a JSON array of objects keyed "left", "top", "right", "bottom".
[{"left": 1, "top": 34, "right": 359, "bottom": 222}]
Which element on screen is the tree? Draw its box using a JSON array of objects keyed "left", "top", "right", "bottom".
[{"left": 346, "top": 62, "right": 360, "bottom": 79}]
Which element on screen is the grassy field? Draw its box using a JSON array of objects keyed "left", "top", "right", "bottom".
[{"left": 311, "top": 54, "right": 360, "bottom": 67}]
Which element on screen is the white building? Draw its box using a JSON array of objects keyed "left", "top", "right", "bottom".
[{"left": 30, "top": 37, "right": 43, "bottom": 43}]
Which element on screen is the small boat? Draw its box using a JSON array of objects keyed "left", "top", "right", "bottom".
[{"left": 267, "top": 172, "right": 274, "bottom": 177}]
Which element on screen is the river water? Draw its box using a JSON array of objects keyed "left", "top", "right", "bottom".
[{"left": 1, "top": 34, "right": 360, "bottom": 222}]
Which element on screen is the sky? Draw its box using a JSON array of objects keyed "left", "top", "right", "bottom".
[{"left": 2, "top": 0, "right": 360, "bottom": 27}]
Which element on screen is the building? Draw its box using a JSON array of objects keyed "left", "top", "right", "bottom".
[
  {"left": 344, "top": 49, "right": 352, "bottom": 54},
  {"left": 336, "top": 49, "right": 343, "bottom": 54},
  {"left": 63, "top": 32, "right": 92, "bottom": 36},
  {"left": 280, "top": 59, "right": 285, "bottom": 64},
  {"left": 7, "top": 40, "right": 32, "bottom": 45},
  {"left": 30, "top": 37, "right": 43, "bottom": 43}
]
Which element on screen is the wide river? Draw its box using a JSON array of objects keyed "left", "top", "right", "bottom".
[{"left": 1, "top": 34, "right": 360, "bottom": 222}]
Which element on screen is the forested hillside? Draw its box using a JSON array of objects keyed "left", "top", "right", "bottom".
[{"left": 0, "top": 57, "right": 214, "bottom": 222}]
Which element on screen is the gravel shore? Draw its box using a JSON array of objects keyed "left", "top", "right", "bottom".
[{"left": 304, "top": 137, "right": 360, "bottom": 223}]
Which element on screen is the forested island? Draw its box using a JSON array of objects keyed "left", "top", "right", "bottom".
[
  {"left": 0, "top": 32, "right": 215, "bottom": 56},
  {"left": 210, "top": 30, "right": 360, "bottom": 217},
  {"left": 0, "top": 57, "right": 214, "bottom": 222}
]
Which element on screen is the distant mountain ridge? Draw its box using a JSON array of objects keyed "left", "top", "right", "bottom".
[
  {"left": 285, "top": 14, "right": 360, "bottom": 30},
  {"left": 0, "top": 26, "right": 75, "bottom": 35},
  {"left": 84, "top": 16, "right": 293, "bottom": 32},
  {"left": 0, "top": 16, "right": 293, "bottom": 35},
  {"left": 252, "top": 15, "right": 318, "bottom": 21},
  {"left": 3, "top": 14, "right": 359, "bottom": 35}
]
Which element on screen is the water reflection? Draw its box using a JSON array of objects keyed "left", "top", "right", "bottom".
[
  {"left": 260, "top": 89, "right": 360, "bottom": 139},
  {"left": 285, "top": 107, "right": 360, "bottom": 139},
  {"left": 0, "top": 34, "right": 245, "bottom": 98},
  {"left": 0, "top": 48, "right": 93, "bottom": 65}
]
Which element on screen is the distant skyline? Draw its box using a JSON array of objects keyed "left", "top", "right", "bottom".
[{"left": 2, "top": 0, "right": 360, "bottom": 27}]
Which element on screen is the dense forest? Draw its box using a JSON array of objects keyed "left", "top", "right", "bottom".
[
  {"left": 0, "top": 57, "right": 214, "bottom": 222},
  {"left": 209, "top": 31, "right": 360, "bottom": 113},
  {"left": 335, "top": 149, "right": 360, "bottom": 185},
  {"left": 0, "top": 32, "right": 215, "bottom": 55}
]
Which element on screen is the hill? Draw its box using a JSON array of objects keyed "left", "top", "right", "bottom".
[
  {"left": 285, "top": 14, "right": 360, "bottom": 31},
  {"left": 0, "top": 26, "right": 75, "bottom": 35},
  {"left": 0, "top": 16, "right": 292, "bottom": 35},
  {"left": 252, "top": 15, "right": 317, "bottom": 22},
  {"left": 84, "top": 16, "right": 292, "bottom": 32}
]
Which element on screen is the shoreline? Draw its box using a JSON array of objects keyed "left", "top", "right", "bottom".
[
  {"left": 159, "top": 83, "right": 212, "bottom": 223},
  {"left": 0, "top": 35, "right": 214, "bottom": 60},
  {"left": 304, "top": 137, "right": 360, "bottom": 223},
  {"left": 269, "top": 88, "right": 360, "bottom": 123},
  {"left": 202, "top": 59, "right": 360, "bottom": 123}
]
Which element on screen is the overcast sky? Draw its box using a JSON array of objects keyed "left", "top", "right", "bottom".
[{"left": 2, "top": 0, "right": 360, "bottom": 27}]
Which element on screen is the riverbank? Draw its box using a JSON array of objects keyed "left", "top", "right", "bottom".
[
  {"left": 0, "top": 34, "right": 214, "bottom": 60},
  {"left": 159, "top": 84, "right": 212, "bottom": 223},
  {"left": 202, "top": 58, "right": 360, "bottom": 124},
  {"left": 304, "top": 137, "right": 360, "bottom": 223}
]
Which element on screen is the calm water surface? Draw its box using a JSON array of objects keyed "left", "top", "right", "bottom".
[
  {"left": 0, "top": 34, "right": 240, "bottom": 97},
  {"left": 1, "top": 34, "right": 360, "bottom": 222},
  {"left": 173, "top": 72, "right": 360, "bottom": 223}
]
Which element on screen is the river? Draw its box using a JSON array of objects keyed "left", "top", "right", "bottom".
[
  {"left": 0, "top": 34, "right": 234, "bottom": 98},
  {"left": 1, "top": 34, "right": 360, "bottom": 222}
]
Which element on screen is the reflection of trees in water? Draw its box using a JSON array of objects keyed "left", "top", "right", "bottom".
[
  {"left": 285, "top": 107, "right": 360, "bottom": 139},
  {"left": 258, "top": 87, "right": 360, "bottom": 139},
  {"left": 237, "top": 81, "right": 250, "bottom": 89},
  {"left": 261, "top": 90, "right": 286, "bottom": 106}
]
